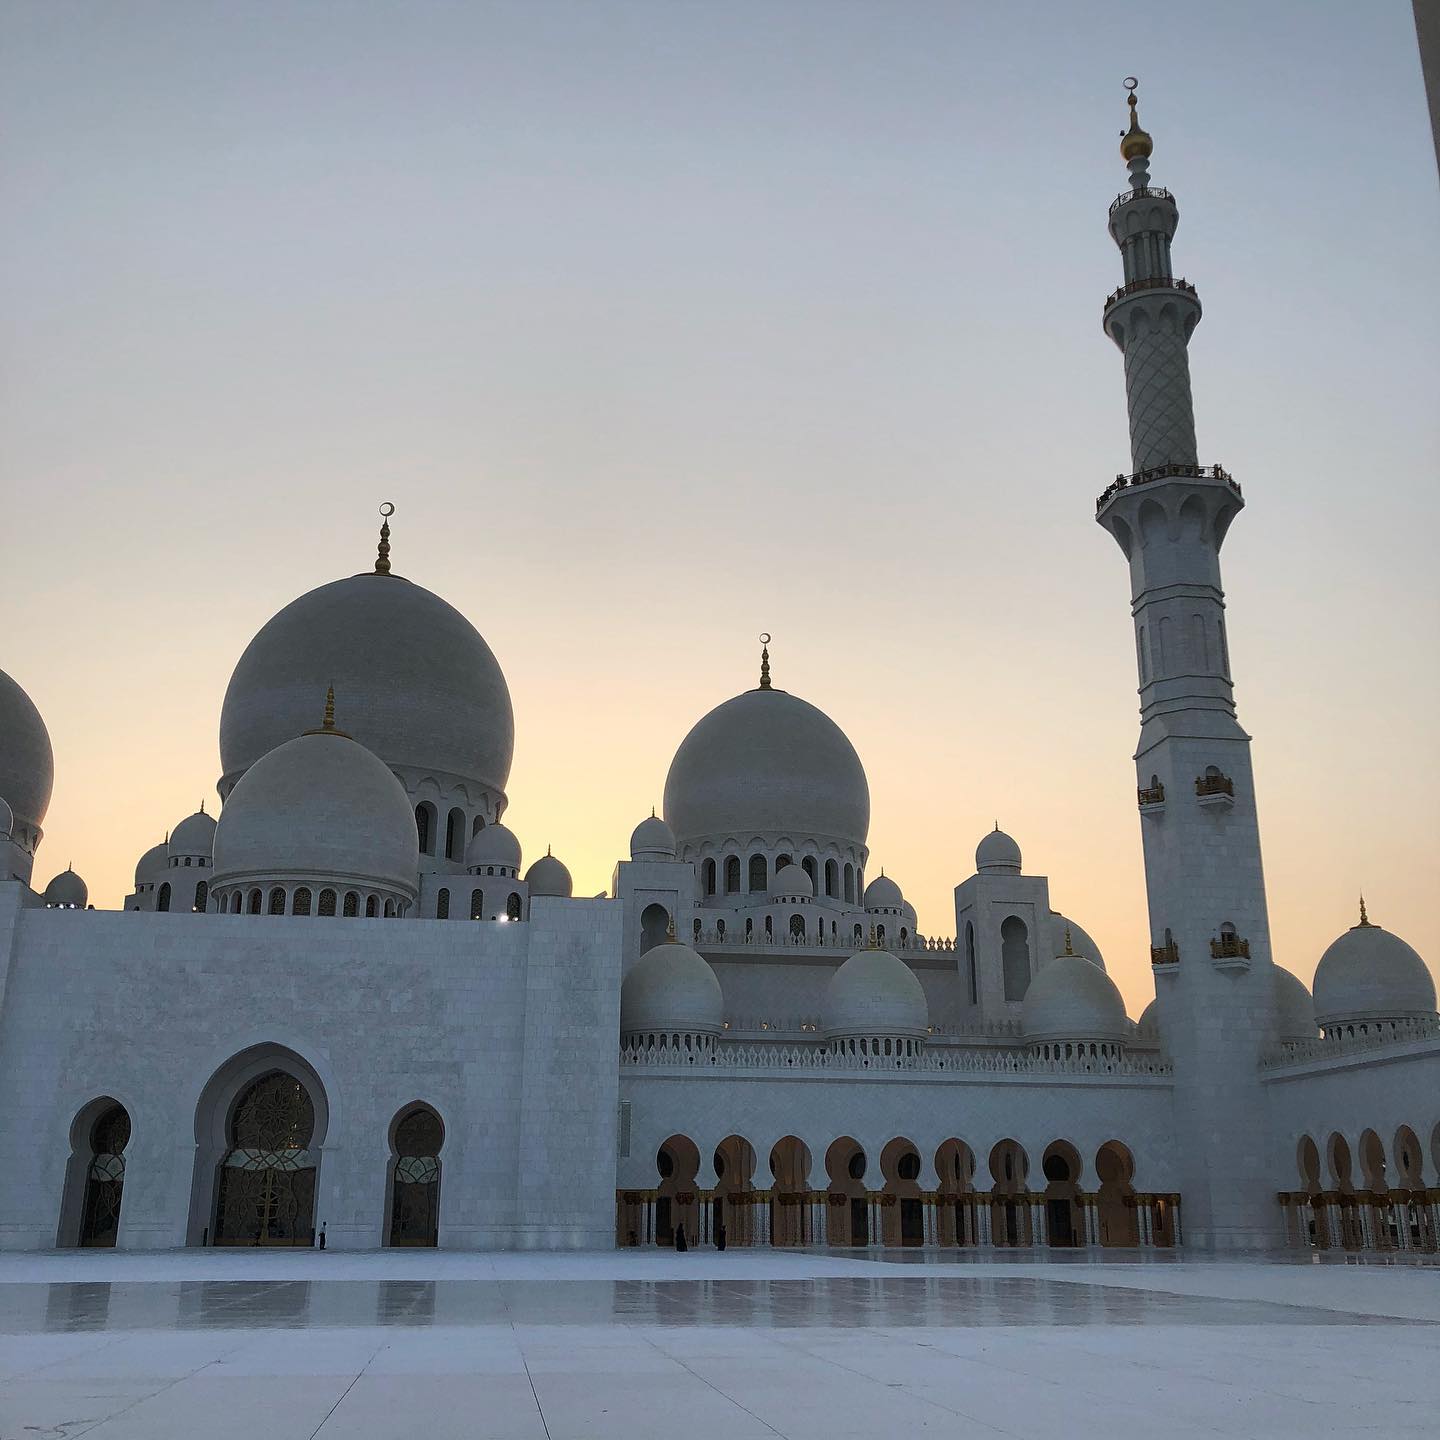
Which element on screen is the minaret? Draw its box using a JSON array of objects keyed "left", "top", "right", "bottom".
[{"left": 1096, "top": 83, "right": 1281, "bottom": 1251}]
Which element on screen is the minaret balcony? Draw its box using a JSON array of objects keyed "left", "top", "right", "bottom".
[
  {"left": 1210, "top": 934, "right": 1252, "bottom": 972},
  {"left": 1150, "top": 942, "right": 1180, "bottom": 967},
  {"left": 1095, "top": 463, "right": 1240, "bottom": 514},
  {"left": 1109, "top": 185, "right": 1173, "bottom": 216},
  {"left": 1102, "top": 275, "right": 1197, "bottom": 314},
  {"left": 1195, "top": 772, "right": 1235, "bottom": 810},
  {"left": 1137, "top": 782, "right": 1166, "bottom": 814}
]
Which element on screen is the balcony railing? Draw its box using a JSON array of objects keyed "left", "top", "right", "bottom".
[
  {"left": 1104, "top": 276, "right": 1198, "bottom": 313},
  {"left": 1150, "top": 942, "right": 1180, "bottom": 966},
  {"left": 1195, "top": 773, "right": 1235, "bottom": 798},
  {"left": 1095, "top": 464, "right": 1241, "bottom": 513},
  {"left": 1210, "top": 935, "right": 1251, "bottom": 960},
  {"left": 1109, "top": 185, "right": 1174, "bottom": 215},
  {"left": 1137, "top": 783, "right": 1165, "bottom": 807}
]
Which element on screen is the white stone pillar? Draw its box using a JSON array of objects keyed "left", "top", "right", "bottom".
[
  {"left": 923, "top": 1196, "right": 937, "bottom": 1246},
  {"left": 978, "top": 1199, "right": 991, "bottom": 1247},
  {"left": 815, "top": 1194, "right": 827, "bottom": 1246},
  {"left": 869, "top": 1195, "right": 882, "bottom": 1249},
  {"left": 1138, "top": 1198, "right": 1152, "bottom": 1247},
  {"left": 1032, "top": 1199, "right": 1047, "bottom": 1248},
  {"left": 758, "top": 1193, "right": 771, "bottom": 1247}
]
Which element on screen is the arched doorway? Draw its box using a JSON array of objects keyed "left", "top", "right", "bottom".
[
  {"left": 935, "top": 1139, "right": 976, "bottom": 1246},
  {"left": 824, "top": 1136, "right": 869, "bottom": 1247},
  {"left": 1095, "top": 1140, "right": 1139, "bottom": 1246},
  {"left": 769, "top": 1136, "right": 812, "bottom": 1246},
  {"left": 713, "top": 1135, "right": 756, "bottom": 1246},
  {"left": 1359, "top": 1129, "right": 1395, "bottom": 1250},
  {"left": 656, "top": 1135, "right": 701, "bottom": 1247},
  {"left": 1040, "top": 1141, "right": 1082, "bottom": 1247},
  {"left": 988, "top": 1139, "right": 1030, "bottom": 1246},
  {"left": 880, "top": 1138, "right": 924, "bottom": 1246},
  {"left": 58, "top": 1099, "right": 131, "bottom": 1248},
  {"left": 1328, "top": 1133, "right": 1362, "bottom": 1250},
  {"left": 195, "top": 1055, "right": 327, "bottom": 1248},
  {"left": 1393, "top": 1126, "right": 1432, "bottom": 1251},
  {"left": 640, "top": 903, "right": 670, "bottom": 955},
  {"left": 1296, "top": 1135, "right": 1327, "bottom": 1248},
  {"left": 387, "top": 1105, "right": 444, "bottom": 1247}
]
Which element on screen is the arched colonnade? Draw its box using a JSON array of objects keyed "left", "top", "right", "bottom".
[{"left": 619, "top": 1133, "right": 1178, "bottom": 1250}]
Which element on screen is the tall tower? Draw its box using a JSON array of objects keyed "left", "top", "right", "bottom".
[{"left": 1096, "top": 83, "right": 1281, "bottom": 1250}]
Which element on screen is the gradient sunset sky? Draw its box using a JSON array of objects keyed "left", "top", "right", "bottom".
[{"left": 3, "top": 1, "right": 1436, "bottom": 1016}]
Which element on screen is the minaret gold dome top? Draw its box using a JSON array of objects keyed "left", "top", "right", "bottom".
[{"left": 1120, "top": 84, "right": 1153, "bottom": 162}]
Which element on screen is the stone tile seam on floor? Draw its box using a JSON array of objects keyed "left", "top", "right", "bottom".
[
  {"left": 638, "top": 1329, "right": 794, "bottom": 1440},
  {"left": 308, "top": 1338, "right": 387, "bottom": 1440}
]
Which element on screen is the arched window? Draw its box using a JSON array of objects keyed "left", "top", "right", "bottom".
[
  {"left": 268, "top": 887, "right": 286, "bottom": 916},
  {"left": 802, "top": 857, "right": 818, "bottom": 893},
  {"left": 193, "top": 880, "right": 208, "bottom": 912},
  {"left": 775, "top": 853, "right": 792, "bottom": 872},
  {"left": 745, "top": 917, "right": 754, "bottom": 939},
  {"left": 340, "top": 891, "right": 357, "bottom": 917},
  {"left": 825, "top": 859, "right": 838, "bottom": 898},
  {"left": 445, "top": 808, "right": 464, "bottom": 861},
  {"left": 876, "top": 923, "right": 886, "bottom": 945},
  {"left": 724, "top": 855, "right": 741, "bottom": 893},
  {"left": 214, "top": 1072, "right": 317, "bottom": 1246},
  {"left": 230, "top": 891, "right": 242, "bottom": 914},
  {"left": 470, "top": 888, "right": 484, "bottom": 920},
  {"left": 748, "top": 854, "right": 767, "bottom": 892},
  {"left": 716, "top": 919, "right": 725, "bottom": 939},
  {"left": 843, "top": 864, "right": 855, "bottom": 903},
  {"left": 318, "top": 889, "right": 336, "bottom": 917},
  {"left": 292, "top": 887, "right": 312, "bottom": 917},
  {"left": 365, "top": 895, "right": 379, "bottom": 918},
  {"left": 789, "top": 913, "right": 805, "bottom": 939},
  {"left": 384, "top": 898, "right": 397, "bottom": 918},
  {"left": 506, "top": 892, "right": 522, "bottom": 921},
  {"left": 854, "top": 922, "right": 863, "bottom": 942},
  {"left": 764, "top": 914, "right": 773, "bottom": 938},
  {"left": 415, "top": 804, "right": 437, "bottom": 857},
  {"left": 388, "top": 1106, "right": 443, "bottom": 1247},
  {"left": 693, "top": 918, "right": 703, "bottom": 941},
  {"left": 436, "top": 888, "right": 450, "bottom": 920},
  {"left": 704, "top": 859, "right": 717, "bottom": 896},
  {"left": 248, "top": 888, "right": 262, "bottom": 915},
  {"left": 1001, "top": 916, "right": 1030, "bottom": 1001},
  {"left": 156, "top": 882, "right": 171, "bottom": 913},
  {"left": 472, "top": 814, "right": 486, "bottom": 837}
]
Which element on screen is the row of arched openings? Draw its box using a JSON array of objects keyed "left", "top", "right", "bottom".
[
  {"left": 221, "top": 887, "right": 404, "bottom": 918},
  {"left": 58, "top": 1077, "right": 445, "bottom": 1249},
  {"left": 623, "top": 1134, "right": 1156, "bottom": 1249},
  {"left": 154, "top": 880, "right": 208, "bottom": 913},
  {"left": 1291, "top": 1124, "right": 1439, "bottom": 1252},
  {"left": 415, "top": 804, "right": 486, "bottom": 861},
  {"left": 436, "top": 888, "right": 522, "bottom": 921},
  {"left": 702, "top": 854, "right": 864, "bottom": 904}
]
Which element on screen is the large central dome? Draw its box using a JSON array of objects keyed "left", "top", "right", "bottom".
[
  {"left": 663, "top": 684, "right": 870, "bottom": 851},
  {"left": 219, "top": 572, "right": 513, "bottom": 799}
]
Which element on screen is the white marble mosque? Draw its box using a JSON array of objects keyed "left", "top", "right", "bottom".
[{"left": 1, "top": 91, "right": 1436, "bottom": 1257}]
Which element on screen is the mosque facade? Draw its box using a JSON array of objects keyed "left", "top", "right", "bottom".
[{"left": 1, "top": 95, "right": 1436, "bottom": 1256}]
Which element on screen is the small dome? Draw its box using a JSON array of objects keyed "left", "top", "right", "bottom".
[
  {"left": 1137, "top": 998, "right": 1160, "bottom": 1040},
  {"left": 772, "top": 863, "right": 813, "bottom": 898},
  {"left": 823, "top": 947, "right": 928, "bottom": 1040},
  {"left": 1023, "top": 954, "right": 1128, "bottom": 1042},
  {"left": 43, "top": 867, "right": 88, "bottom": 909},
  {"left": 1274, "top": 967, "right": 1317, "bottom": 1043},
  {"left": 1049, "top": 914, "right": 1106, "bottom": 971},
  {"left": 212, "top": 728, "right": 418, "bottom": 894},
  {"left": 0, "top": 668, "right": 55, "bottom": 841},
  {"left": 526, "top": 850, "right": 573, "bottom": 898},
  {"left": 976, "top": 827, "right": 1021, "bottom": 875},
  {"left": 663, "top": 685, "right": 870, "bottom": 851},
  {"left": 864, "top": 873, "right": 903, "bottom": 910},
  {"left": 1313, "top": 908, "right": 1436, "bottom": 1028},
  {"left": 168, "top": 807, "right": 217, "bottom": 860},
  {"left": 621, "top": 939, "right": 723, "bottom": 1035},
  {"left": 629, "top": 813, "right": 676, "bottom": 861},
  {"left": 133, "top": 840, "right": 169, "bottom": 887},
  {"left": 466, "top": 822, "right": 521, "bottom": 872}
]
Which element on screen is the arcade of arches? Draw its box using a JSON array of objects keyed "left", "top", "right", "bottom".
[
  {"left": 619, "top": 1136, "right": 1180, "bottom": 1249},
  {"left": 1278, "top": 1124, "right": 1440, "bottom": 1254}
]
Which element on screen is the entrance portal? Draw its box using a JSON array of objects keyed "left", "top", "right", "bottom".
[{"left": 214, "top": 1072, "right": 317, "bottom": 1246}]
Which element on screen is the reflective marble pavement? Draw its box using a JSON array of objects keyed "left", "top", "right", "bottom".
[{"left": 1, "top": 1250, "right": 1434, "bottom": 1439}]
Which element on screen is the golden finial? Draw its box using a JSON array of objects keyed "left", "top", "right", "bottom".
[
  {"left": 305, "top": 683, "right": 349, "bottom": 739},
  {"left": 665, "top": 915, "right": 678, "bottom": 943},
  {"left": 1064, "top": 926, "right": 1074, "bottom": 956},
  {"left": 1357, "top": 894, "right": 1372, "bottom": 928},
  {"left": 199, "top": 798, "right": 206, "bottom": 815},
  {"left": 374, "top": 502, "right": 395, "bottom": 575},
  {"left": 1120, "top": 78, "right": 1153, "bottom": 163},
  {"left": 758, "top": 633, "right": 772, "bottom": 690}
]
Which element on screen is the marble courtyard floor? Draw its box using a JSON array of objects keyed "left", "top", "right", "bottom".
[{"left": 0, "top": 1250, "right": 1434, "bottom": 1439}]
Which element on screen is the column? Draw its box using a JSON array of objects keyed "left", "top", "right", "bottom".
[
  {"left": 1138, "top": 1197, "right": 1152, "bottom": 1247},
  {"left": 869, "top": 1194, "right": 883, "bottom": 1249},
  {"left": 644, "top": 1193, "right": 655, "bottom": 1246},
  {"left": 757, "top": 1192, "right": 771, "bottom": 1247},
  {"left": 1032, "top": 1198, "right": 1046, "bottom": 1248},
  {"left": 978, "top": 1196, "right": 991, "bottom": 1247},
  {"left": 815, "top": 1193, "right": 828, "bottom": 1246},
  {"left": 923, "top": 1195, "right": 937, "bottom": 1246}
]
